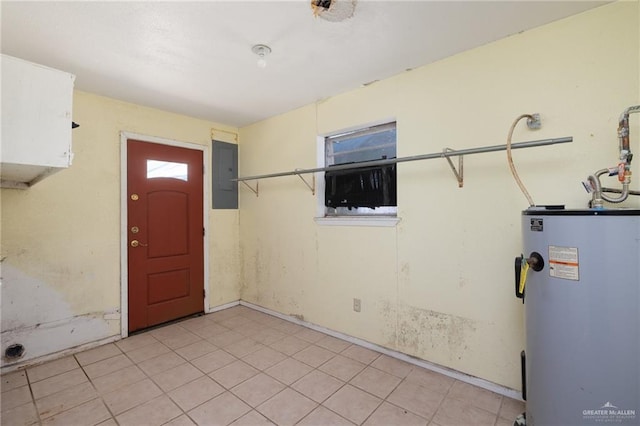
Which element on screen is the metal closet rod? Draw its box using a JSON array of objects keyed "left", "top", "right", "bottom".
[{"left": 234, "top": 136, "right": 573, "bottom": 182}]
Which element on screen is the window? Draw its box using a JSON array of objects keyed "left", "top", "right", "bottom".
[
  {"left": 147, "top": 160, "right": 188, "bottom": 181},
  {"left": 323, "top": 122, "right": 397, "bottom": 216}
]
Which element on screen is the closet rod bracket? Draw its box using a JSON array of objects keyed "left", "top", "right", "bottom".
[
  {"left": 295, "top": 171, "right": 315, "bottom": 195},
  {"left": 241, "top": 180, "right": 259, "bottom": 197},
  {"left": 443, "top": 148, "right": 464, "bottom": 187}
]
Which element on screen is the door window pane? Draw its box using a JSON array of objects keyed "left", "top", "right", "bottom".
[{"left": 147, "top": 160, "right": 188, "bottom": 181}]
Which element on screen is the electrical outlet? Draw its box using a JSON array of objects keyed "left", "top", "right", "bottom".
[{"left": 353, "top": 298, "right": 361, "bottom": 312}]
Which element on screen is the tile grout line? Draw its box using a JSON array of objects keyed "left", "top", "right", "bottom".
[
  {"left": 106, "top": 337, "right": 195, "bottom": 425},
  {"left": 429, "top": 375, "right": 456, "bottom": 424},
  {"left": 24, "top": 369, "right": 43, "bottom": 426},
  {"left": 95, "top": 340, "right": 156, "bottom": 423},
  {"left": 76, "top": 351, "right": 121, "bottom": 425},
  {"left": 356, "top": 392, "right": 385, "bottom": 426},
  {"left": 493, "top": 398, "right": 504, "bottom": 426},
  {"left": 359, "top": 363, "right": 414, "bottom": 424}
]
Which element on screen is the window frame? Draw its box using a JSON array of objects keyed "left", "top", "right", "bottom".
[{"left": 317, "top": 121, "right": 398, "bottom": 220}]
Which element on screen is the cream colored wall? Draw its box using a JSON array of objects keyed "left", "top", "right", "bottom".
[
  {"left": 1, "top": 91, "right": 241, "bottom": 367},
  {"left": 239, "top": 1, "right": 639, "bottom": 390}
]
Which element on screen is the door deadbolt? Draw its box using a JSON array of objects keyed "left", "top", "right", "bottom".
[
  {"left": 130, "top": 194, "right": 139, "bottom": 201},
  {"left": 131, "top": 226, "right": 139, "bottom": 234}
]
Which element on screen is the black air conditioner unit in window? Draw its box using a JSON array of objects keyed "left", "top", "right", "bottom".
[{"left": 325, "top": 163, "right": 396, "bottom": 209}]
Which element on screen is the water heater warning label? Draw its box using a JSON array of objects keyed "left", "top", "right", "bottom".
[{"left": 548, "top": 246, "right": 580, "bottom": 281}]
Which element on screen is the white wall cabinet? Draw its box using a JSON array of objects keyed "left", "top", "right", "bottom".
[{"left": 1, "top": 54, "right": 76, "bottom": 189}]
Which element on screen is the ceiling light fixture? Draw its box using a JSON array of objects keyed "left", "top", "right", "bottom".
[{"left": 252, "top": 44, "right": 271, "bottom": 69}]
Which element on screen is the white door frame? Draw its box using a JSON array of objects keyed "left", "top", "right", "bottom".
[{"left": 119, "top": 131, "right": 210, "bottom": 338}]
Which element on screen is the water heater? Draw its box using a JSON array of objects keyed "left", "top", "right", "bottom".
[{"left": 518, "top": 207, "right": 639, "bottom": 425}]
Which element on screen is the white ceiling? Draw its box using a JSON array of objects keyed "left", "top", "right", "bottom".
[{"left": 1, "top": 1, "right": 607, "bottom": 127}]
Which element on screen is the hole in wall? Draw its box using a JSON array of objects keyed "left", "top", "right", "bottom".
[
  {"left": 5, "top": 344, "right": 25, "bottom": 360},
  {"left": 310, "top": 0, "right": 356, "bottom": 22}
]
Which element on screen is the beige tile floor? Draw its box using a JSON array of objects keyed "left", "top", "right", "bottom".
[{"left": 1, "top": 306, "right": 524, "bottom": 426}]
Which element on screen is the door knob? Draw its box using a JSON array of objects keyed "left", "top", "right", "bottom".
[{"left": 130, "top": 240, "right": 148, "bottom": 247}]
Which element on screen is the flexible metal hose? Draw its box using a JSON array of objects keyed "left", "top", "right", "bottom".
[
  {"left": 507, "top": 114, "right": 536, "bottom": 207},
  {"left": 589, "top": 169, "right": 630, "bottom": 204}
]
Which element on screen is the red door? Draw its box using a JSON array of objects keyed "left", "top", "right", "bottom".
[{"left": 127, "top": 140, "right": 204, "bottom": 333}]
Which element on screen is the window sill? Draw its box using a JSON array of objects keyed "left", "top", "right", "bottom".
[{"left": 314, "top": 216, "right": 401, "bottom": 227}]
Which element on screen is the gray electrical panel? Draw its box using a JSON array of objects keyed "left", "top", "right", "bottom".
[{"left": 212, "top": 140, "right": 238, "bottom": 209}]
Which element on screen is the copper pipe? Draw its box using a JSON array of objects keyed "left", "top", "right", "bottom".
[{"left": 618, "top": 105, "right": 640, "bottom": 155}]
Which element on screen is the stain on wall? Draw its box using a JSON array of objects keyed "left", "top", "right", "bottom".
[
  {"left": 377, "top": 300, "right": 399, "bottom": 349},
  {"left": 1, "top": 264, "right": 117, "bottom": 367},
  {"left": 397, "top": 304, "right": 477, "bottom": 363}
]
